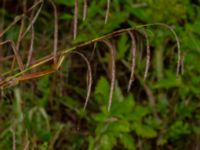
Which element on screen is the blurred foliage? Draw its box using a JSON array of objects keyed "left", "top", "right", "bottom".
[{"left": 0, "top": 0, "right": 200, "bottom": 149}]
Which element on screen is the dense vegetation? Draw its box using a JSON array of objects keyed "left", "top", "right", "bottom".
[{"left": 0, "top": 0, "right": 200, "bottom": 149}]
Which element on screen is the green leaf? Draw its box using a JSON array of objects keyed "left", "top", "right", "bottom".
[
  {"left": 131, "top": 105, "right": 151, "bottom": 122},
  {"left": 119, "top": 134, "right": 136, "bottom": 150},
  {"left": 99, "top": 134, "right": 116, "bottom": 150},
  {"left": 168, "top": 120, "right": 191, "bottom": 140},
  {"left": 111, "top": 94, "right": 135, "bottom": 116},
  {"left": 133, "top": 123, "right": 157, "bottom": 138},
  {"left": 117, "top": 35, "right": 130, "bottom": 60},
  {"left": 103, "top": 12, "right": 128, "bottom": 33},
  {"left": 113, "top": 83, "right": 124, "bottom": 102},
  {"left": 94, "top": 76, "right": 110, "bottom": 103},
  {"left": 157, "top": 98, "right": 169, "bottom": 114},
  {"left": 108, "top": 120, "right": 130, "bottom": 133},
  {"left": 157, "top": 137, "right": 168, "bottom": 146},
  {"left": 88, "top": 136, "right": 95, "bottom": 150},
  {"left": 54, "top": 0, "right": 74, "bottom": 6},
  {"left": 152, "top": 71, "right": 182, "bottom": 89},
  {"left": 60, "top": 14, "right": 73, "bottom": 20},
  {"left": 37, "top": 129, "right": 51, "bottom": 142},
  {"left": 125, "top": 5, "right": 149, "bottom": 22}
]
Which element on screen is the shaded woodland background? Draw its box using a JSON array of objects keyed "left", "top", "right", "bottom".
[{"left": 0, "top": 0, "right": 200, "bottom": 149}]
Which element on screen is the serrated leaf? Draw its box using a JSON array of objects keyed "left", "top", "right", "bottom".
[
  {"left": 60, "top": 14, "right": 73, "bottom": 20},
  {"left": 99, "top": 134, "right": 116, "bottom": 150},
  {"left": 117, "top": 35, "right": 130, "bottom": 60},
  {"left": 54, "top": 0, "right": 74, "bottom": 6},
  {"left": 37, "top": 129, "right": 51, "bottom": 142},
  {"left": 111, "top": 94, "right": 135, "bottom": 116},
  {"left": 152, "top": 71, "right": 182, "bottom": 89},
  {"left": 119, "top": 134, "right": 136, "bottom": 150},
  {"left": 131, "top": 106, "right": 151, "bottom": 122},
  {"left": 94, "top": 76, "right": 110, "bottom": 103},
  {"left": 133, "top": 123, "right": 157, "bottom": 138},
  {"left": 157, "top": 137, "right": 168, "bottom": 146},
  {"left": 168, "top": 120, "right": 190, "bottom": 140},
  {"left": 108, "top": 120, "right": 130, "bottom": 133},
  {"left": 113, "top": 83, "right": 124, "bottom": 102}
]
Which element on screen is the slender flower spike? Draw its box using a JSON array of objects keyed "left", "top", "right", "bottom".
[
  {"left": 105, "top": 0, "right": 110, "bottom": 24},
  {"left": 49, "top": 0, "right": 58, "bottom": 64},
  {"left": 102, "top": 40, "right": 116, "bottom": 112},
  {"left": 127, "top": 31, "right": 137, "bottom": 91},
  {"left": 83, "top": 0, "right": 87, "bottom": 20},
  {"left": 74, "top": 0, "right": 78, "bottom": 40},
  {"left": 71, "top": 52, "right": 92, "bottom": 111}
]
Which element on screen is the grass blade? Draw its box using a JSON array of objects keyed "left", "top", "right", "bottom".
[
  {"left": 21, "top": 0, "right": 43, "bottom": 39},
  {"left": 26, "top": 20, "right": 35, "bottom": 67},
  {"left": 0, "top": 40, "right": 24, "bottom": 71}
]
